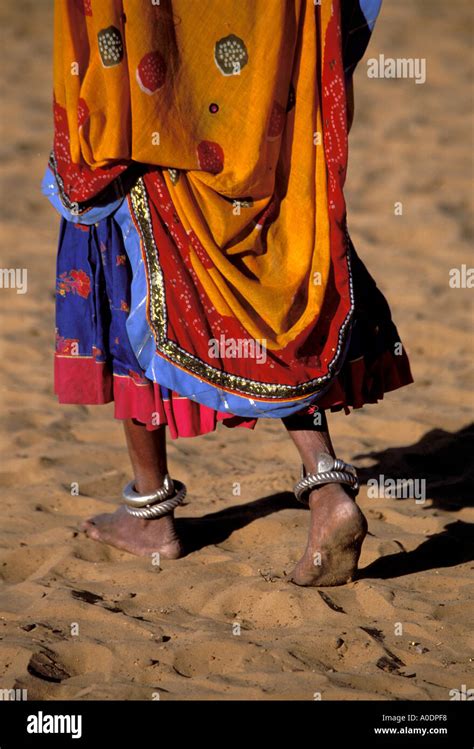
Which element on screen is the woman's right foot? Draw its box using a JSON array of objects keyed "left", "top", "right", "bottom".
[{"left": 80, "top": 506, "right": 183, "bottom": 559}]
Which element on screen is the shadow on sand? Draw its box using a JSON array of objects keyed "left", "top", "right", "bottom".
[{"left": 178, "top": 423, "right": 474, "bottom": 579}]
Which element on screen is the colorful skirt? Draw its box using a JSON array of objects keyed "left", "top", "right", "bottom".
[
  {"left": 47, "top": 0, "right": 412, "bottom": 438},
  {"left": 54, "top": 213, "right": 413, "bottom": 439}
]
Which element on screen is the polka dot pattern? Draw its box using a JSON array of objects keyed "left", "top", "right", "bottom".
[
  {"left": 168, "top": 168, "right": 180, "bottom": 186},
  {"left": 267, "top": 101, "right": 286, "bottom": 140},
  {"left": 214, "top": 34, "right": 248, "bottom": 76},
  {"left": 77, "top": 98, "right": 89, "bottom": 129},
  {"left": 136, "top": 51, "right": 167, "bottom": 94},
  {"left": 97, "top": 26, "right": 123, "bottom": 67},
  {"left": 197, "top": 141, "right": 224, "bottom": 174},
  {"left": 73, "top": 0, "right": 92, "bottom": 16}
]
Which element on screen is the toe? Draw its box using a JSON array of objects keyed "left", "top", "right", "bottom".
[
  {"left": 80, "top": 513, "right": 111, "bottom": 539},
  {"left": 289, "top": 560, "right": 316, "bottom": 587},
  {"left": 82, "top": 521, "right": 102, "bottom": 541}
]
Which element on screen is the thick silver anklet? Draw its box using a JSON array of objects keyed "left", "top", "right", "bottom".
[
  {"left": 293, "top": 452, "right": 359, "bottom": 505},
  {"left": 122, "top": 474, "right": 187, "bottom": 519}
]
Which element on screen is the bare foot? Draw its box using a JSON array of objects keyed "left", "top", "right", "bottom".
[
  {"left": 290, "top": 484, "right": 367, "bottom": 587},
  {"left": 80, "top": 506, "right": 183, "bottom": 559}
]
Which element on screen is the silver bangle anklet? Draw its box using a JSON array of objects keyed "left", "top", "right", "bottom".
[
  {"left": 122, "top": 474, "right": 187, "bottom": 519},
  {"left": 293, "top": 452, "right": 359, "bottom": 505}
]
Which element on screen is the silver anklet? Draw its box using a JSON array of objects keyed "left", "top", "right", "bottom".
[
  {"left": 122, "top": 474, "right": 187, "bottom": 519},
  {"left": 293, "top": 452, "right": 359, "bottom": 505}
]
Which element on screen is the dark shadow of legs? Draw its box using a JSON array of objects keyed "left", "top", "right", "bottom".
[
  {"left": 176, "top": 424, "right": 474, "bottom": 577},
  {"left": 354, "top": 423, "right": 474, "bottom": 510},
  {"left": 176, "top": 491, "right": 301, "bottom": 554},
  {"left": 358, "top": 520, "right": 474, "bottom": 580}
]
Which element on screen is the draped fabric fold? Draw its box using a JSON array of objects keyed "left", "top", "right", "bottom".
[{"left": 45, "top": 0, "right": 412, "bottom": 430}]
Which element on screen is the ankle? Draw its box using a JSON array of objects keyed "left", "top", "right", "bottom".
[
  {"left": 308, "top": 482, "right": 351, "bottom": 507},
  {"left": 300, "top": 442, "right": 336, "bottom": 475},
  {"left": 303, "top": 447, "right": 336, "bottom": 475},
  {"left": 134, "top": 472, "right": 167, "bottom": 495}
]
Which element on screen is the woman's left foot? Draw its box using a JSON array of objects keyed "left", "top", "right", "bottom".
[
  {"left": 290, "top": 483, "right": 367, "bottom": 587},
  {"left": 80, "top": 506, "right": 183, "bottom": 559}
]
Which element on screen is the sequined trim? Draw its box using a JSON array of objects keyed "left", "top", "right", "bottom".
[{"left": 129, "top": 177, "right": 354, "bottom": 400}]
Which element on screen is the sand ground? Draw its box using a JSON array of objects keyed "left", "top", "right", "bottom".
[{"left": 0, "top": 0, "right": 473, "bottom": 700}]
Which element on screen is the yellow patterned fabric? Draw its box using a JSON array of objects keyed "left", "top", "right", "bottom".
[{"left": 53, "top": 0, "right": 333, "bottom": 350}]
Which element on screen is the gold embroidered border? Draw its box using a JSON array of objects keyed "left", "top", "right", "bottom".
[{"left": 129, "top": 177, "right": 353, "bottom": 400}]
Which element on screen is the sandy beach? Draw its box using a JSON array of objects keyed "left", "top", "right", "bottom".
[{"left": 0, "top": 0, "right": 473, "bottom": 700}]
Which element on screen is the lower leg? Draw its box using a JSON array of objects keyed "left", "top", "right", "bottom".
[
  {"left": 283, "top": 410, "right": 367, "bottom": 586},
  {"left": 283, "top": 410, "right": 336, "bottom": 469},
  {"left": 123, "top": 417, "right": 168, "bottom": 493},
  {"left": 81, "top": 419, "right": 182, "bottom": 558}
]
